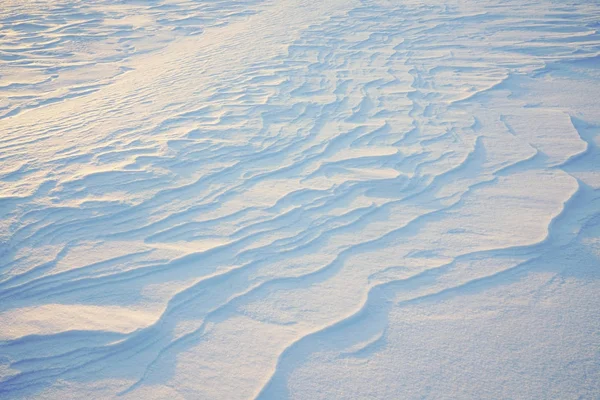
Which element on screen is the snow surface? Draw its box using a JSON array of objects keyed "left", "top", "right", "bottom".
[{"left": 1, "top": 0, "right": 599, "bottom": 398}]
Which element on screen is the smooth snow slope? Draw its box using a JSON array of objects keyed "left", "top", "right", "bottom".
[{"left": 1, "top": 0, "right": 599, "bottom": 399}]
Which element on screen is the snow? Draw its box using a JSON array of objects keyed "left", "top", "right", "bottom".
[{"left": 1, "top": 0, "right": 599, "bottom": 398}]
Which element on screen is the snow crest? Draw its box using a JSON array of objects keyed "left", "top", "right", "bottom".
[{"left": 1, "top": 0, "right": 599, "bottom": 398}]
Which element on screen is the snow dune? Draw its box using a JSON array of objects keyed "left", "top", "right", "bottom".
[{"left": 1, "top": 0, "right": 599, "bottom": 398}]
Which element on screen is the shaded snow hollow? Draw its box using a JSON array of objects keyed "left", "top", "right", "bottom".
[{"left": 0, "top": 0, "right": 599, "bottom": 399}]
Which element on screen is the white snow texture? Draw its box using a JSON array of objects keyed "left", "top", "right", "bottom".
[{"left": 0, "top": 0, "right": 599, "bottom": 399}]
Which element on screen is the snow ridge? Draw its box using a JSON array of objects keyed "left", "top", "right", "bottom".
[{"left": 1, "top": 0, "right": 599, "bottom": 398}]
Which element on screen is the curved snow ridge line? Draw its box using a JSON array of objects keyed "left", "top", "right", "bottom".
[
  {"left": 253, "top": 253, "right": 535, "bottom": 399},
  {"left": 116, "top": 208, "right": 456, "bottom": 395},
  {"left": 126, "top": 148, "right": 592, "bottom": 368},
  {"left": 253, "top": 173, "right": 588, "bottom": 399},
  {"left": 71, "top": 161, "right": 572, "bottom": 396},
  {"left": 252, "top": 174, "right": 597, "bottom": 397},
  {"left": 552, "top": 115, "right": 596, "bottom": 169}
]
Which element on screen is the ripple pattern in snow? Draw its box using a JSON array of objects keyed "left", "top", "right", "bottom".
[{"left": 1, "top": 0, "right": 599, "bottom": 399}]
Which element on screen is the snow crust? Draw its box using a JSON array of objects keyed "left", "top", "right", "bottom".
[{"left": 1, "top": 0, "right": 599, "bottom": 398}]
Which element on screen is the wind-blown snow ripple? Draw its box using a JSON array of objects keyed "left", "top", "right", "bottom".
[{"left": 1, "top": 0, "right": 599, "bottom": 398}]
